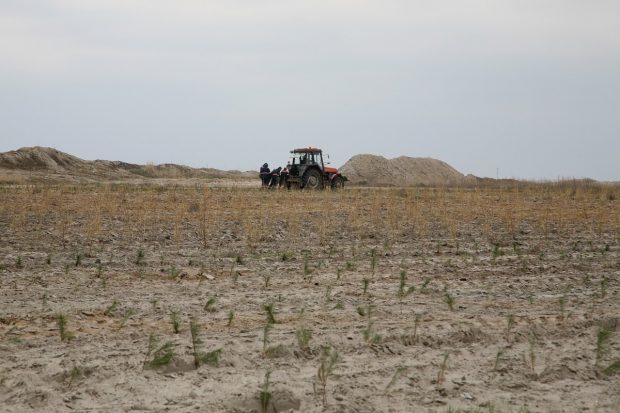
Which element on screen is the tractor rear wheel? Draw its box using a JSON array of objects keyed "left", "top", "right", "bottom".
[
  {"left": 303, "top": 169, "right": 323, "bottom": 189},
  {"left": 331, "top": 176, "right": 345, "bottom": 189}
]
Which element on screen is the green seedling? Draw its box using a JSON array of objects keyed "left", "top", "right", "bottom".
[
  {"left": 600, "top": 276, "right": 608, "bottom": 298},
  {"left": 263, "top": 303, "right": 276, "bottom": 324},
  {"left": 494, "top": 348, "right": 505, "bottom": 372},
  {"left": 436, "top": 353, "right": 449, "bottom": 384},
  {"left": 229, "top": 262, "right": 236, "bottom": 278},
  {"left": 412, "top": 313, "right": 421, "bottom": 342},
  {"left": 295, "top": 326, "right": 312, "bottom": 351},
  {"left": 104, "top": 300, "right": 118, "bottom": 317},
  {"left": 397, "top": 270, "right": 415, "bottom": 312},
  {"left": 170, "top": 310, "right": 181, "bottom": 334},
  {"left": 202, "top": 348, "right": 222, "bottom": 366},
  {"left": 190, "top": 317, "right": 221, "bottom": 368},
  {"left": 118, "top": 308, "right": 136, "bottom": 330},
  {"left": 370, "top": 248, "right": 378, "bottom": 277},
  {"left": 135, "top": 249, "right": 144, "bottom": 265},
  {"left": 596, "top": 327, "right": 611, "bottom": 368},
  {"left": 324, "top": 285, "right": 332, "bottom": 304},
  {"left": 362, "top": 278, "right": 369, "bottom": 295},
  {"left": 260, "top": 371, "right": 272, "bottom": 413},
  {"left": 227, "top": 310, "right": 235, "bottom": 327},
  {"left": 362, "top": 304, "right": 381, "bottom": 344},
  {"left": 420, "top": 278, "right": 431, "bottom": 293},
  {"left": 506, "top": 314, "right": 515, "bottom": 341},
  {"left": 168, "top": 265, "right": 181, "bottom": 279},
  {"left": 149, "top": 340, "right": 175, "bottom": 368},
  {"left": 492, "top": 244, "right": 504, "bottom": 259},
  {"left": 444, "top": 291, "right": 455, "bottom": 311},
  {"left": 558, "top": 295, "right": 567, "bottom": 322},
  {"left": 317, "top": 346, "right": 341, "bottom": 406},
  {"left": 363, "top": 322, "right": 381, "bottom": 344},
  {"left": 398, "top": 270, "right": 415, "bottom": 298},
  {"left": 384, "top": 367, "right": 406, "bottom": 394},
  {"left": 204, "top": 297, "right": 217, "bottom": 313},
  {"left": 604, "top": 360, "right": 620, "bottom": 375},
  {"left": 303, "top": 254, "right": 313, "bottom": 280},
  {"left": 527, "top": 293, "right": 534, "bottom": 305},
  {"left": 262, "top": 323, "right": 272, "bottom": 352},
  {"left": 56, "top": 313, "right": 74, "bottom": 342},
  {"left": 67, "top": 366, "right": 83, "bottom": 388},
  {"left": 528, "top": 334, "right": 536, "bottom": 373}
]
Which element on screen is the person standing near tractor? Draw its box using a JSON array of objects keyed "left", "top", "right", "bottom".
[
  {"left": 259, "top": 163, "right": 270, "bottom": 188},
  {"left": 269, "top": 166, "right": 282, "bottom": 188},
  {"left": 279, "top": 164, "right": 290, "bottom": 188}
]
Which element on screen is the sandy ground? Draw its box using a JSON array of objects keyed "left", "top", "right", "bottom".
[{"left": 0, "top": 185, "right": 619, "bottom": 412}]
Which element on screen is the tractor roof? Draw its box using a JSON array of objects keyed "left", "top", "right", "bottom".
[{"left": 291, "top": 147, "right": 322, "bottom": 154}]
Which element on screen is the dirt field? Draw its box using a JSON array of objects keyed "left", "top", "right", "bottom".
[{"left": 1, "top": 183, "right": 619, "bottom": 412}]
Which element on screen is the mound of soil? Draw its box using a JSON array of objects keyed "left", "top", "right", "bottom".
[
  {"left": 0, "top": 147, "right": 255, "bottom": 183},
  {"left": 339, "top": 154, "right": 466, "bottom": 186},
  {"left": 0, "top": 146, "right": 87, "bottom": 171}
]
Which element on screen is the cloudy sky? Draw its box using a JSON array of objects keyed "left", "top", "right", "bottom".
[{"left": 1, "top": 0, "right": 619, "bottom": 180}]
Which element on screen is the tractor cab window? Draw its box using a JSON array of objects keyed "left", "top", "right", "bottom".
[
  {"left": 295, "top": 153, "right": 311, "bottom": 164},
  {"left": 291, "top": 151, "right": 320, "bottom": 165}
]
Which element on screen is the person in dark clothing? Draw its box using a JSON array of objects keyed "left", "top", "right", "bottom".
[
  {"left": 279, "top": 164, "right": 290, "bottom": 188},
  {"left": 259, "top": 163, "right": 270, "bottom": 188},
  {"left": 269, "top": 167, "right": 282, "bottom": 188}
]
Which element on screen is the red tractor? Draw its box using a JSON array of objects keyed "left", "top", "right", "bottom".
[{"left": 286, "top": 147, "right": 347, "bottom": 190}]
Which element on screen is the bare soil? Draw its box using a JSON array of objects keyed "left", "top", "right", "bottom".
[{"left": 0, "top": 184, "right": 619, "bottom": 412}]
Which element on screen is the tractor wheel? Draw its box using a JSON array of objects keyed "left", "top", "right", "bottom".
[
  {"left": 331, "top": 176, "right": 345, "bottom": 190},
  {"left": 303, "top": 169, "right": 323, "bottom": 190}
]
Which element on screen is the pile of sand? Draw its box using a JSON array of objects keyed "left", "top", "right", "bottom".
[
  {"left": 0, "top": 146, "right": 88, "bottom": 171},
  {"left": 339, "top": 154, "right": 466, "bottom": 186},
  {"left": 0, "top": 147, "right": 255, "bottom": 183}
]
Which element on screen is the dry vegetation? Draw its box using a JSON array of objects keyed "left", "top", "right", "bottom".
[{"left": 0, "top": 182, "right": 619, "bottom": 412}]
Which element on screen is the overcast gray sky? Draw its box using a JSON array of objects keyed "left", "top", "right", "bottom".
[{"left": 1, "top": 1, "right": 619, "bottom": 180}]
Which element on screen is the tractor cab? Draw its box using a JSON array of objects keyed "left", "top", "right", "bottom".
[
  {"left": 290, "top": 147, "right": 324, "bottom": 168},
  {"left": 287, "top": 147, "right": 346, "bottom": 190}
]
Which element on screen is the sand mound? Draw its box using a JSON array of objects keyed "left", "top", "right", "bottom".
[
  {"left": 339, "top": 154, "right": 465, "bottom": 186},
  {"left": 0, "top": 147, "right": 255, "bottom": 183},
  {"left": 0, "top": 146, "right": 87, "bottom": 171}
]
